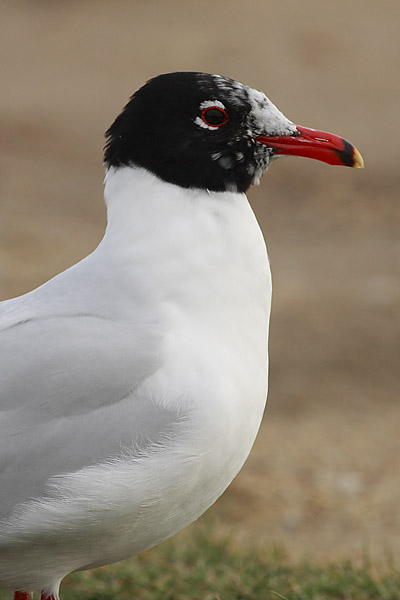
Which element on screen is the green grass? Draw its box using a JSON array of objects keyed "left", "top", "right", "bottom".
[{"left": 1, "top": 522, "right": 399, "bottom": 600}]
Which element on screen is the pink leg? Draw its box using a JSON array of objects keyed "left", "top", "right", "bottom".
[
  {"left": 41, "top": 595, "right": 57, "bottom": 600},
  {"left": 14, "top": 593, "right": 31, "bottom": 600}
]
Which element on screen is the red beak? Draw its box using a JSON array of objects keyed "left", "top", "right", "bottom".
[{"left": 256, "top": 125, "right": 364, "bottom": 168}]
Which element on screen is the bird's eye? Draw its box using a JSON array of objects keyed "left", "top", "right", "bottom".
[{"left": 201, "top": 106, "right": 229, "bottom": 128}]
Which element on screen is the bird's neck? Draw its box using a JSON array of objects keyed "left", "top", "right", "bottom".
[
  {"left": 102, "top": 165, "right": 248, "bottom": 250},
  {"left": 100, "top": 166, "right": 269, "bottom": 313}
]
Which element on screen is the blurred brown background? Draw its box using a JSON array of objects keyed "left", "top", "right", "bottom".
[{"left": 1, "top": 0, "right": 399, "bottom": 564}]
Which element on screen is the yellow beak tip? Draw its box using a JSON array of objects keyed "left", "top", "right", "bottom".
[{"left": 352, "top": 148, "right": 364, "bottom": 169}]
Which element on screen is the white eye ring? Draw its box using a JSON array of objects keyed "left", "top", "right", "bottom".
[
  {"left": 195, "top": 100, "right": 228, "bottom": 131},
  {"left": 200, "top": 106, "right": 229, "bottom": 128}
]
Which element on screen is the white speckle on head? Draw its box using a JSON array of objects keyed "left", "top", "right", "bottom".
[
  {"left": 200, "top": 99, "right": 226, "bottom": 111},
  {"left": 212, "top": 73, "right": 296, "bottom": 138},
  {"left": 224, "top": 181, "right": 238, "bottom": 193},
  {"left": 218, "top": 156, "right": 234, "bottom": 170},
  {"left": 252, "top": 171, "right": 263, "bottom": 186},
  {"left": 211, "top": 151, "right": 222, "bottom": 161},
  {"left": 212, "top": 75, "right": 249, "bottom": 107},
  {"left": 235, "top": 152, "right": 244, "bottom": 162},
  {"left": 195, "top": 99, "right": 227, "bottom": 130},
  {"left": 247, "top": 86, "right": 296, "bottom": 137},
  {"left": 195, "top": 117, "right": 214, "bottom": 131}
]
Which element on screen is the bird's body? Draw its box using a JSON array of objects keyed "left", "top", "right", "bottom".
[
  {"left": 0, "top": 166, "right": 270, "bottom": 595},
  {"left": 0, "top": 72, "right": 362, "bottom": 599}
]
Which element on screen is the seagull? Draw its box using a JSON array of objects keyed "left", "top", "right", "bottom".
[{"left": 0, "top": 72, "right": 363, "bottom": 600}]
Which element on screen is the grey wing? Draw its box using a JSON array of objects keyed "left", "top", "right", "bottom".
[{"left": 0, "top": 302, "right": 174, "bottom": 518}]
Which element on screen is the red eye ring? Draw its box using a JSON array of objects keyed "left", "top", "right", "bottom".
[{"left": 201, "top": 106, "right": 229, "bottom": 128}]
